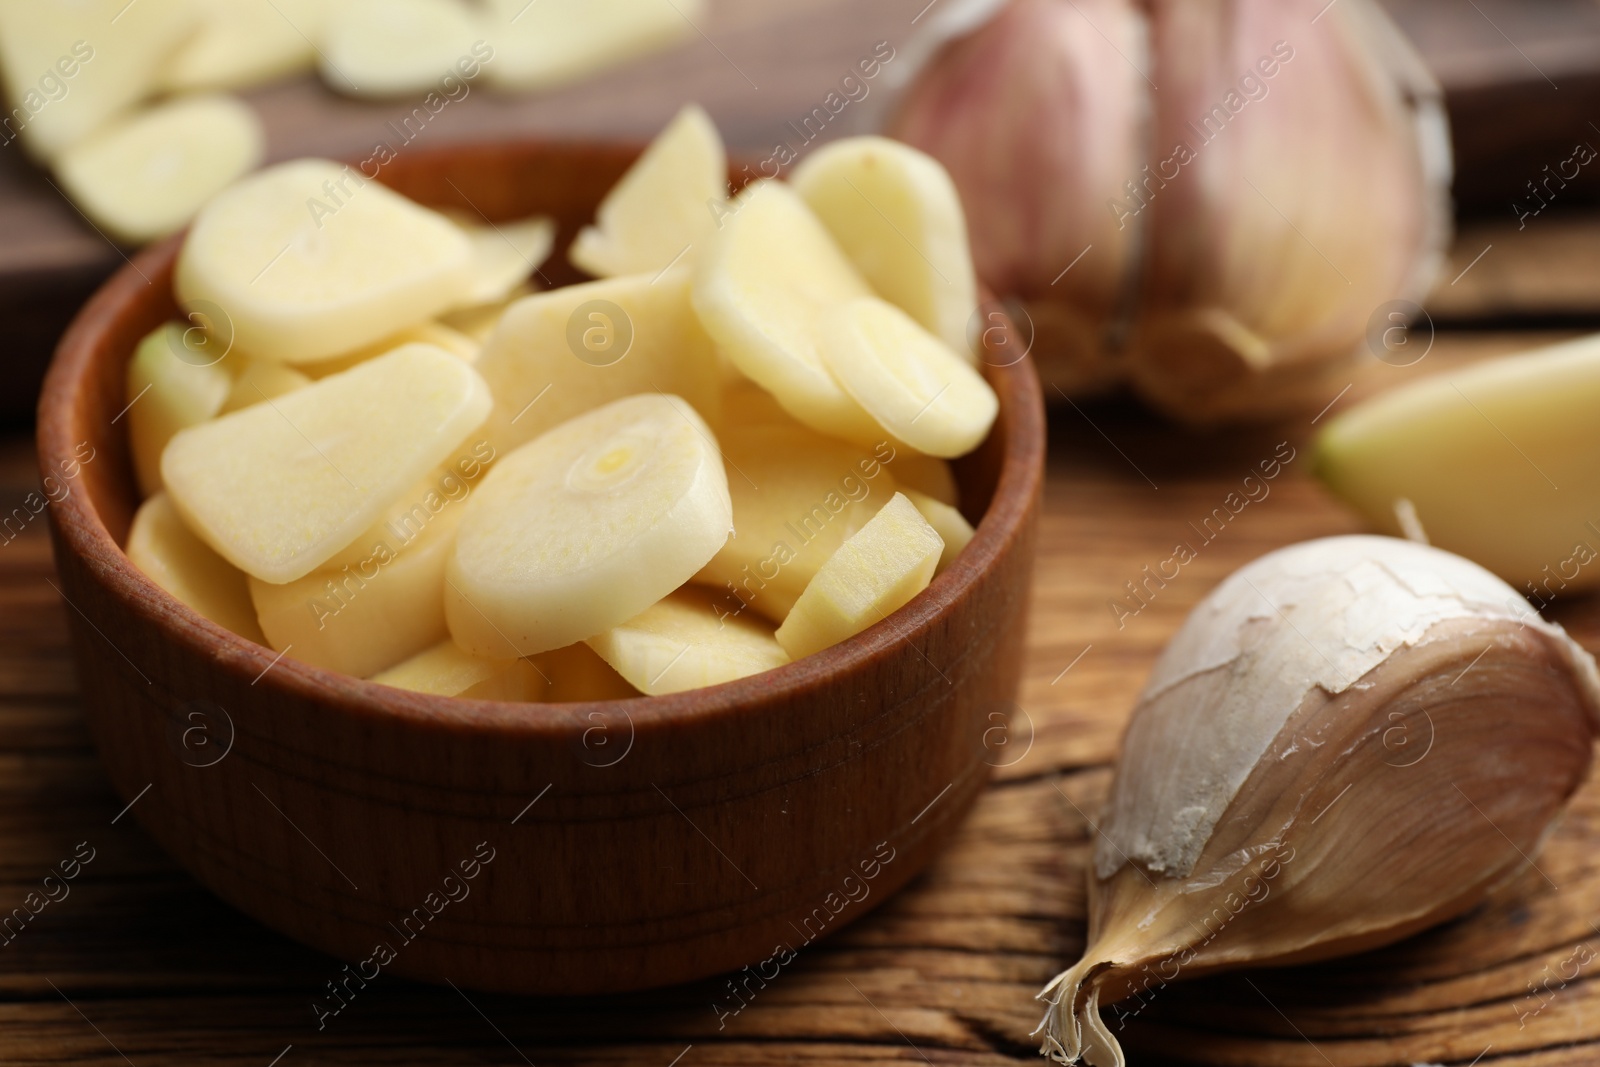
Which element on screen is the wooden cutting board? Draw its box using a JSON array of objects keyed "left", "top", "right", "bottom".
[
  {"left": 4, "top": 327, "right": 1600, "bottom": 1066},
  {"left": 4, "top": 0, "right": 1600, "bottom": 424}
]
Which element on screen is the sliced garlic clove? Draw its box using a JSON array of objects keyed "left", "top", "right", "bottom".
[
  {"left": 161, "top": 344, "right": 491, "bottom": 584},
  {"left": 439, "top": 285, "right": 535, "bottom": 344},
  {"left": 126, "top": 323, "right": 234, "bottom": 497},
  {"left": 1315, "top": 333, "right": 1600, "bottom": 593},
  {"left": 320, "top": 0, "right": 485, "bottom": 98},
  {"left": 454, "top": 215, "right": 556, "bottom": 306},
  {"left": 474, "top": 268, "right": 721, "bottom": 457},
  {"left": 53, "top": 94, "right": 264, "bottom": 245},
  {"left": 892, "top": 450, "right": 959, "bottom": 507},
  {"left": 696, "top": 423, "right": 900, "bottom": 624},
  {"left": 586, "top": 585, "right": 790, "bottom": 696},
  {"left": 484, "top": 0, "right": 698, "bottom": 92},
  {"left": 718, "top": 377, "right": 804, "bottom": 435},
  {"left": 774, "top": 492, "right": 944, "bottom": 661},
  {"left": 220, "top": 357, "right": 311, "bottom": 415},
  {"left": 691, "top": 179, "right": 883, "bottom": 446},
  {"left": 0, "top": 0, "right": 195, "bottom": 161},
  {"left": 569, "top": 104, "right": 726, "bottom": 279},
  {"left": 318, "top": 462, "right": 485, "bottom": 574},
  {"left": 1037, "top": 535, "right": 1600, "bottom": 1067},
  {"left": 445, "top": 394, "right": 732, "bottom": 658},
  {"left": 126, "top": 492, "right": 265, "bottom": 644},
  {"left": 529, "top": 642, "right": 641, "bottom": 702},
  {"left": 161, "top": 0, "right": 328, "bottom": 92},
  {"left": 176, "top": 159, "right": 475, "bottom": 363},
  {"left": 249, "top": 501, "right": 463, "bottom": 679},
  {"left": 299, "top": 321, "right": 480, "bottom": 379},
  {"left": 819, "top": 296, "right": 998, "bottom": 458},
  {"left": 792, "top": 135, "right": 979, "bottom": 359},
  {"left": 900, "top": 488, "right": 973, "bottom": 574},
  {"left": 371, "top": 639, "right": 519, "bottom": 697}
]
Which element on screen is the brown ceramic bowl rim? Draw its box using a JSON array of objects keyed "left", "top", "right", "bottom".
[{"left": 38, "top": 140, "right": 1045, "bottom": 741}]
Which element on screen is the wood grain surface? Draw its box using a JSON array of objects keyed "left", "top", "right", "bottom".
[{"left": 5, "top": 327, "right": 1600, "bottom": 1065}]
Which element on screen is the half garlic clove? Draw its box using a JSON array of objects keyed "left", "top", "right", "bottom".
[{"left": 1039, "top": 534, "right": 1600, "bottom": 1067}]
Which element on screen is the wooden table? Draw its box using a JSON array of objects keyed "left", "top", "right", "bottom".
[
  {"left": 8, "top": 1, "right": 1600, "bottom": 1062},
  {"left": 5, "top": 316, "right": 1600, "bottom": 1065}
]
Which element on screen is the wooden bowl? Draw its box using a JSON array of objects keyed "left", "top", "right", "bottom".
[{"left": 36, "top": 140, "right": 1045, "bottom": 996}]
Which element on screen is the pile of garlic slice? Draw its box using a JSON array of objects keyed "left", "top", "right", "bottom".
[
  {"left": 0, "top": 0, "right": 702, "bottom": 244},
  {"left": 125, "top": 108, "right": 995, "bottom": 702}
]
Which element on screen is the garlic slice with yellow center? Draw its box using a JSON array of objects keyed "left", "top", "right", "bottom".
[{"left": 1038, "top": 535, "right": 1600, "bottom": 1066}]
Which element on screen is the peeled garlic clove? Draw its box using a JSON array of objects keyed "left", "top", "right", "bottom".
[
  {"left": 0, "top": 0, "right": 195, "bottom": 161},
  {"left": 791, "top": 136, "right": 979, "bottom": 358},
  {"left": 176, "top": 159, "right": 475, "bottom": 363},
  {"left": 445, "top": 394, "right": 732, "bottom": 658},
  {"left": 454, "top": 215, "right": 556, "bottom": 306},
  {"left": 125, "top": 323, "right": 233, "bottom": 497},
  {"left": 161, "top": 344, "right": 491, "bottom": 584},
  {"left": 53, "top": 94, "right": 264, "bottom": 245},
  {"left": 320, "top": 0, "right": 485, "bottom": 98},
  {"left": 587, "top": 585, "right": 790, "bottom": 696},
  {"left": 248, "top": 502, "right": 463, "bottom": 679},
  {"left": 819, "top": 296, "right": 998, "bottom": 458},
  {"left": 161, "top": 0, "right": 328, "bottom": 92},
  {"left": 900, "top": 488, "right": 973, "bottom": 575},
  {"left": 126, "top": 492, "right": 265, "bottom": 644},
  {"left": 775, "top": 493, "right": 943, "bottom": 661},
  {"left": 484, "top": 0, "right": 697, "bottom": 92},
  {"left": 697, "top": 424, "right": 900, "bottom": 623},
  {"left": 569, "top": 104, "right": 726, "bottom": 279},
  {"left": 691, "top": 179, "right": 883, "bottom": 446},
  {"left": 1037, "top": 535, "right": 1600, "bottom": 1067},
  {"left": 1315, "top": 333, "right": 1600, "bottom": 596},
  {"left": 474, "top": 268, "right": 721, "bottom": 456}
]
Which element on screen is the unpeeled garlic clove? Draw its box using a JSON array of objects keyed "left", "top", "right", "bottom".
[
  {"left": 1038, "top": 535, "right": 1600, "bottom": 1066},
  {"left": 889, "top": 0, "right": 1146, "bottom": 331},
  {"left": 887, "top": 0, "right": 1452, "bottom": 425}
]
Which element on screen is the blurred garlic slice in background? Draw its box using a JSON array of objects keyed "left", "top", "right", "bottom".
[
  {"left": 885, "top": 0, "right": 1451, "bottom": 424},
  {"left": 54, "top": 94, "right": 264, "bottom": 245},
  {"left": 450, "top": 214, "right": 557, "bottom": 306},
  {"left": 0, "top": 0, "right": 195, "bottom": 161},
  {"left": 321, "top": 0, "right": 486, "bottom": 98},
  {"left": 485, "top": 0, "right": 699, "bottom": 92},
  {"left": 160, "top": 0, "right": 331, "bottom": 92}
]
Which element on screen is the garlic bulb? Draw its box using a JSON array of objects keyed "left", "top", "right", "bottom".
[
  {"left": 1038, "top": 535, "right": 1600, "bottom": 1066},
  {"left": 886, "top": 0, "right": 1452, "bottom": 423}
]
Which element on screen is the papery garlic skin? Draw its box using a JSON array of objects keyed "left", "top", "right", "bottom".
[
  {"left": 887, "top": 0, "right": 1452, "bottom": 424},
  {"left": 1038, "top": 536, "right": 1600, "bottom": 1067}
]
